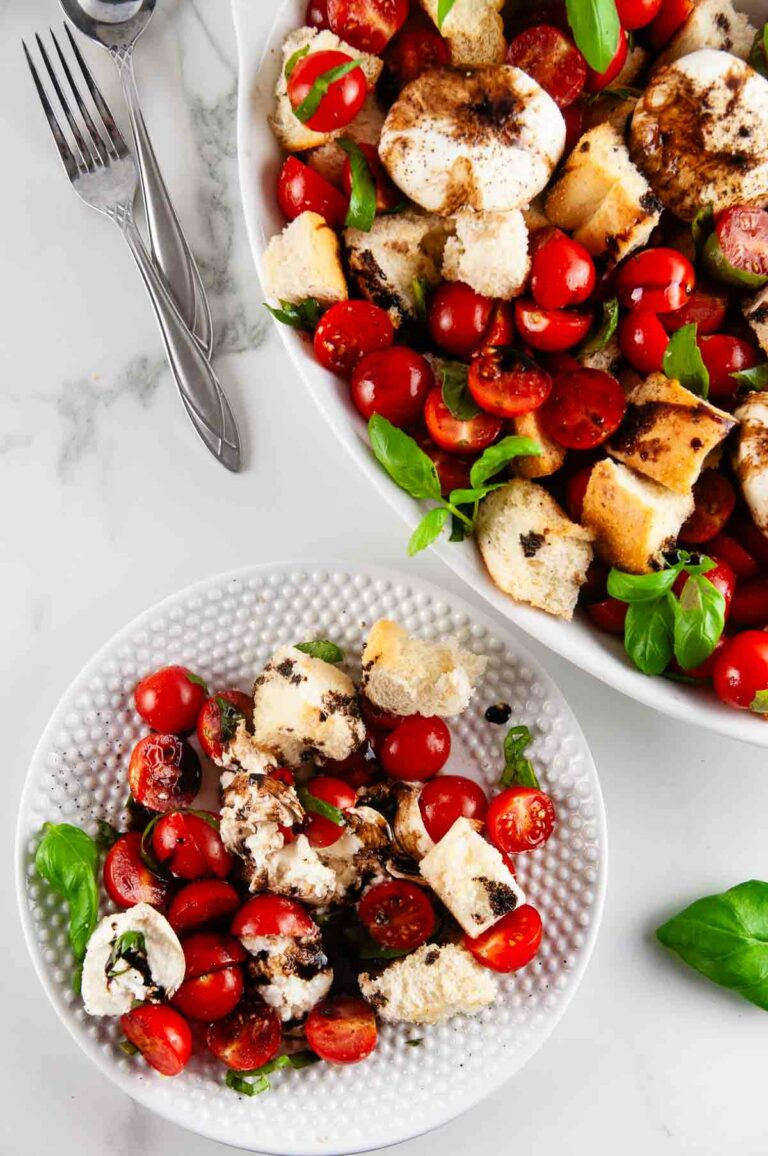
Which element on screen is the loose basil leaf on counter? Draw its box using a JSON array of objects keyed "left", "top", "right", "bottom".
[
  {"left": 293, "top": 59, "right": 361, "bottom": 124},
  {"left": 657, "top": 880, "right": 768, "bottom": 1010},
  {"left": 284, "top": 44, "right": 310, "bottom": 80},
  {"left": 369, "top": 415, "right": 442, "bottom": 501},
  {"left": 436, "top": 0, "right": 457, "bottom": 29},
  {"left": 566, "top": 0, "right": 621, "bottom": 72},
  {"left": 408, "top": 506, "right": 449, "bottom": 556},
  {"left": 95, "top": 819, "right": 121, "bottom": 853},
  {"left": 750, "top": 23, "right": 768, "bottom": 78},
  {"left": 624, "top": 596, "right": 675, "bottom": 676},
  {"left": 295, "top": 640, "right": 344, "bottom": 663},
  {"left": 298, "top": 786, "right": 345, "bottom": 826},
  {"left": 579, "top": 296, "right": 618, "bottom": 356},
  {"left": 607, "top": 566, "right": 681, "bottom": 603},
  {"left": 338, "top": 137, "right": 377, "bottom": 232},
  {"left": 732, "top": 362, "right": 768, "bottom": 392},
  {"left": 691, "top": 203, "right": 714, "bottom": 251},
  {"left": 265, "top": 298, "right": 324, "bottom": 332},
  {"left": 412, "top": 277, "right": 429, "bottom": 323},
  {"left": 499, "top": 724, "right": 539, "bottom": 790},
  {"left": 751, "top": 689, "right": 768, "bottom": 713},
  {"left": 673, "top": 573, "right": 726, "bottom": 671},
  {"left": 469, "top": 436, "right": 541, "bottom": 489},
  {"left": 441, "top": 362, "right": 482, "bottom": 421},
  {"left": 663, "top": 323, "right": 710, "bottom": 398},
  {"left": 35, "top": 823, "right": 100, "bottom": 963}
]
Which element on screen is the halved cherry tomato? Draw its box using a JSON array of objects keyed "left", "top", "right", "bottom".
[
  {"left": 306, "top": 0, "right": 330, "bottom": 29},
  {"left": 182, "top": 931, "right": 247, "bottom": 979},
  {"left": 287, "top": 50, "right": 367, "bottom": 134},
  {"left": 303, "top": 775, "right": 357, "bottom": 848},
  {"left": 649, "top": 0, "right": 694, "bottom": 49},
  {"left": 380, "top": 716, "right": 451, "bottom": 781},
  {"left": 428, "top": 282, "right": 494, "bottom": 358},
  {"left": 615, "top": 0, "right": 663, "bottom": 28},
  {"left": 206, "top": 1000, "right": 282, "bottom": 1070},
  {"left": 727, "top": 513, "right": 768, "bottom": 571},
  {"left": 464, "top": 905, "right": 543, "bottom": 973},
  {"left": 669, "top": 636, "right": 726, "bottom": 680},
  {"left": 514, "top": 300, "right": 592, "bottom": 352},
  {"left": 715, "top": 630, "right": 768, "bottom": 709},
  {"left": 134, "top": 665, "right": 208, "bottom": 735},
  {"left": 468, "top": 348, "right": 552, "bottom": 417},
  {"left": 359, "top": 879, "right": 436, "bottom": 949},
  {"left": 475, "top": 300, "right": 516, "bottom": 352},
  {"left": 168, "top": 880, "right": 241, "bottom": 934},
  {"left": 730, "top": 579, "right": 768, "bottom": 628},
  {"left": 706, "top": 532, "right": 759, "bottom": 579},
  {"left": 152, "top": 812, "right": 233, "bottom": 880},
  {"left": 232, "top": 894, "right": 316, "bottom": 939},
  {"left": 540, "top": 368, "right": 626, "bottom": 449},
  {"left": 104, "top": 832, "right": 169, "bottom": 910},
  {"left": 305, "top": 995, "right": 377, "bottom": 1064},
  {"left": 172, "top": 967, "right": 244, "bottom": 1022},
  {"left": 360, "top": 697, "right": 408, "bottom": 732},
  {"left": 505, "top": 25, "right": 587, "bottom": 108},
  {"left": 487, "top": 786, "right": 556, "bottom": 853},
  {"left": 128, "top": 734, "right": 201, "bottom": 813},
  {"left": 583, "top": 27, "right": 628, "bottom": 93},
  {"left": 530, "top": 228, "right": 596, "bottom": 310},
  {"left": 659, "top": 289, "right": 727, "bottom": 335},
  {"left": 420, "top": 439, "right": 472, "bottom": 496},
  {"left": 672, "top": 559, "right": 735, "bottom": 618},
  {"left": 352, "top": 346, "right": 433, "bottom": 426},
  {"left": 419, "top": 775, "right": 488, "bottom": 843},
  {"left": 121, "top": 1004, "right": 192, "bottom": 1077},
  {"left": 617, "top": 312, "right": 669, "bottom": 374},
  {"left": 341, "top": 142, "right": 401, "bottom": 212},
  {"left": 586, "top": 597, "right": 628, "bottom": 634},
  {"left": 680, "top": 472, "right": 737, "bottom": 544},
  {"left": 565, "top": 464, "right": 594, "bottom": 522},
  {"left": 424, "top": 387, "right": 503, "bottom": 455},
  {"left": 715, "top": 207, "right": 768, "bottom": 281},
  {"left": 327, "top": 0, "right": 409, "bottom": 54},
  {"left": 315, "top": 301, "right": 394, "bottom": 377},
  {"left": 277, "top": 157, "right": 348, "bottom": 227},
  {"left": 698, "top": 335, "right": 761, "bottom": 403},
  {"left": 383, "top": 17, "right": 450, "bottom": 89},
  {"left": 197, "top": 689, "right": 252, "bottom": 762},
  {"left": 616, "top": 248, "right": 695, "bottom": 313}
]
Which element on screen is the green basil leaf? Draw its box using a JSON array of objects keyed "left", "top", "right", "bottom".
[
  {"left": 673, "top": 573, "right": 726, "bottom": 671},
  {"left": 566, "top": 0, "right": 621, "bottom": 72},
  {"left": 295, "top": 640, "right": 344, "bottom": 663},
  {"left": 448, "top": 485, "right": 503, "bottom": 507},
  {"left": 338, "top": 137, "right": 377, "bottom": 232},
  {"left": 297, "top": 786, "right": 345, "bottom": 826},
  {"left": 469, "top": 436, "right": 542, "bottom": 489},
  {"left": 95, "top": 820, "right": 121, "bottom": 853},
  {"left": 185, "top": 671, "right": 208, "bottom": 692},
  {"left": 749, "top": 24, "right": 768, "bottom": 78},
  {"left": 406, "top": 1038, "right": 424, "bottom": 1047},
  {"left": 732, "top": 362, "right": 768, "bottom": 392},
  {"left": 449, "top": 515, "right": 466, "bottom": 543},
  {"left": 657, "top": 880, "right": 768, "bottom": 1010},
  {"left": 750, "top": 689, "right": 768, "bottom": 714},
  {"left": 226, "top": 1069, "right": 269, "bottom": 1096},
  {"left": 624, "top": 596, "right": 675, "bottom": 676},
  {"left": 285, "top": 44, "right": 310, "bottom": 80},
  {"left": 265, "top": 298, "right": 324, "bottom": 332},
  {"left": 107, "top": 931, "right": 147, "bottom": 979},
  {"left": 691, "top": 204, "right": 714, "bottom": 252},
  {"left": 408, "top": 506, "right": 448, "bottom": 556},
  {"left": 139, "top": 815, "right": 169, "bottom": 877},
  {"left": 368, "top": 415, "right": 442, "bottom": 501},
  {"left": 578, "top": 296, "right": 619, "bottom": 356},
  {"left": 440, "top": 362, "right": 482, "bottom": 421},
  {"left": 120, "top": 1039, "right": 140, "bottom": 1056},
  {"left": 662, "top": 323, "right": 710, "bottom": 399},
  {"left": 702, "top": 231, "right": 768, "bottom": 290},
  {"left": 35, "top": 823, "right": 100, "bottom": 962},
  {"left": 499, "top": 724, "right": 539, "bottom": 790},
  {"left": 214, "top": 695, "right": 247, "bottom": 744},
  {"left": 436, "top": 0, "right": 457, "bottom": 30},
  {"left": 238, "top": 1052, "right": 321, "bottom": 1078},
  {"left": 607, "top": 566, "right": 681, "bottom": 603},
  {"left": 412, "top": 278, "right": 429, "bottom": 324},
  {"left": 293, "top": 59, "right": 362, "bottom": 125}
]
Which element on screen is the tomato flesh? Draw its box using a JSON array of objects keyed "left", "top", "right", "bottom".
[
  {"left": 680, "top": 472, "right": 737, "bottom": 544},
  {"left": 197, "top": 689, "right": 252, "bottom": 762},
  {"left": 698, "top": 335, "right": 761, "bottom": 403},
  {"left": 104, "top": 832, "right": 169, "bottom": 910},
  {"left": 206, "top": 1000, "right": 282, "bottom": 1071},
  {"left": 172, "top": 967, "right": 244, "bottom": 1022},
  {"left": 168, "top": 880, "right": 240, "bottom": 934},
  {"left": 540, "top": 368, "right": 626, "bottom": 449},
  {"left": 121, "top": 1004, "right": 192, "bottom": 1077},
  {"left": 464, "top": 905, "right": 543, "bottom": 973},
  {"left": 617, "top": 312, "right": 669, "bottom": 374},
  {"left": 380, "top": 715, "right": 451, "bottom": 781},
  {"left": 128, "top": 734, "right": 201, "bottom": 814},
  {"left": 287, "top": 50, "right": 367, "bottom": 134},
  {"left": 616, "top": 248, "right": 695, "bottom": 313},
  {"left": 305, "top": 995, "right": 378, "bottom": 1064},
  {"left": 303, "top": 775, "right": 357, "bottom": 848},
  {"left": 586, "top": 598, "right": 628, "bottom": 634},
  {"left": 232, "top": 894, "right": 316, "bottom": 940},
  {"left": 418, "top": 775, "right": 488, "bottom": 843},
  {"left": 352, "top": 346, "right": 434, "bottom": 427},
  {"left": 468, "top": 348, "right": 552, "bottom": 418},
  {"left": 530, "top": 228, "right": 596, "bottom": 310},
  {"left": 182, "top": 932, "right": 247, "bottom": 979},
  {"left": 134, "top": 665, "right": 207, "bottom": 735},
  {"left": 716, "top": 207, "right": 768, "bottom": 279},
  {"left": 424, "top": 387, "right": 502, "bottom": 455},
  {"left": 487, "top": 786, "right": 556, "bottom": 853},
  {"left": 277, "top": 157, "right": 348, "bottom": 227},
  {"left": 658, "top": 289, "right": 727, "bottom": 336},
  {"left": 505, "top": 25, "right": 587, "bottom": 108},
  {"left": 714, "top": 631, "right": 768, "bottom": 710},
  {"left": 428, "top": 282, "right": 494, "bottom": 359},
  {"left": 583, "top": 27, "right": 628, "bottom": 93},
  {"left": 314, "top": 301, "right": 394, "bottom": 377},
  {"left": 649, "top": 0, "right": 694, "bottom": 48},
  {"left": 706, "top": 533, "right": 759, "bottom": 580},
  {"left": 420, "top": 439, "right": 472, "bottom": 496},
  {"left": 327, "top": 0, "right": 409, "bottom": 54},
  {"left": 152, "top": 811, "right": 233, "bottom": 880},
  {"left": 565, "top": 464, "right": 594, "bottom": 522},
  {"left": 359, "top": 879, "right": 436, "bottom": 950},
  {"left": 730, "top": 579, "right": 768, "bottom": 628},
  {"left": 306, "top": 0, "right": 330, "bottom": 29},
  {"left": 514, "top": 300, "right": 592, "bottom": 352}
]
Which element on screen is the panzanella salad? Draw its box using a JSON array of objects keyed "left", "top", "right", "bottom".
[
  {"left": 35, "top": 624, "right": 557, "bottom": 1089},
  {"left": 262, "top": 0, "right": 768, "bottom": 717}
]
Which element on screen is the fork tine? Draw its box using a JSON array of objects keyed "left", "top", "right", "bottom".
[
  {"left": 22, "top": 39, "right": 80, "bottom": 180},
  {"left": 64, "top": 24, "right": 128, "bottom": 159},
  {"left": 50, "top": 28, "right": 109, "bottom": 165},
  {"left": 34, "top": 33, "right": 96, "bottom": 171}
]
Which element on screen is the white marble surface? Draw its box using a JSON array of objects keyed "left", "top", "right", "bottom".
[{"left": 4, "top": 2, "right": 768, "bottom": 1153}]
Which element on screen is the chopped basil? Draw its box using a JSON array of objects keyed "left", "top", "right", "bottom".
[
  {"left": 662, "top": 324, "right": 710, "bottom": 398},
  {"left": 499, "top": 724, "right": 539, "bottom": 790},
  {"left": 226, "top": 1070, "right": 268, "bottom": 1097},
  {"left": 285, "top": 44, "right": 310, "bottom": 80},
  {"left": 95, "top": 819, "right": 121, "bottom": 853},
  {"left": 226, "top": 1052, "right": 320, "bottom": 1096},
  {"left": 406, "top": 1038, "right": 424, "bottom": 1048},
  {"left": 750, "top": 23, "right": 768, "bottom": 78},
  {"left": 293, "top": 59, "right": 362, "bottom": 125},
  {"left": 265, "top": 298, "right": 325, "bottom": 332},
  {"left": 412, "top": 278, "right": 429, "bottom": 323},
  {"left": 578, "top": 297, "right": 619, "bottom": 356},
  {"left": 732, "top": 363, "right": 768, "bottom": 392},
  {"left": 409, "top": 506, "right": 449, "bottom": 556},
  {"left": 436, "top": 0, "right": 457, "bottom": 29},
  {"left": 35, "top": 823, "right": 100, "bottom": 966},
  {"left": 751, "top": 689, "right": 768, "bottom": 713},
  {"left": 185, "top": 671, "right": 209, "bottom": 692},
  {"left": 565, "top": 0, "right": 621, "bottom": 73},
  {"left": 214, "top": 695, "right": 247, "bottom": 745},
  {"left": 298, "top": 786, "right": 345, "bottom": 826},
  {"left": 469, "top": 436, "right": 541, "bottom": 489},
  {"left": 601, "top": 85, "right": 642, "bottom": 100},
  {"left": 120, "top": 1039, "right": 140, "bottom": 1056},
  {"left": 295, "top": 640, "right": 344, "bottom": 663},
  {"left": 107, "top": 931, "right": 147, "bottom": 980},
  {"left": 338, "top": 137, "right": 377, "bottom": 232},
  {"left": 440, "top": 362, "right": 482, "bottom": 421}
]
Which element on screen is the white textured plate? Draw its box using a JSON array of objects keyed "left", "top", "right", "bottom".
[
  {"left": 233, "top": 0, "right": 768, "bottom": 748},
  {"left": 17, "top": 563, "right": 605, "bottom": 1154}
]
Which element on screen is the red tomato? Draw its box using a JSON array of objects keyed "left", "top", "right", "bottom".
[
  {"left": 172, "top": 967, "right": 244, "bottom": 1022},
  {"left": 713, "top": 630, "right": 768, "bottom": 710},
  {"left": 104, "top": 832, "right": 169, "bottom": 910},
  {"left": 380, "top": 715, "right": 451, "bottom": 781},
  {"left": 232, "top": 894, "right": 316, "bottom": 940},
  {"left": 360, "top": 697, "right": 409, "bottom": 732},
  {"left": 727, "top": 514, "right": 768, "bottom": 571},
  {"left": 128, "top": 734, "right": 201, "bottom": 814},
  {"left": 706, "top": 533, "right": 760, "bottom": 579},
  {"left": 121, "top": 1005, "right": 192, "bottom": 1077},
  {"left": 530, "top": 228, "right": 596, "bottom": 310},
  {"left": 540, "top": 369, "right": 626, "bottom": 449},
  {"left": 670, "top": 636, "right": 726, "bottom": 680},
  {"left": 487, "top": 786, "right": 557, "bottom": 853},
  {"left": 580, "top": 559, "right": 610, "bottom": 604},
  {"left": 305, "top": 995, "right": 378, "bottom": 1064},
  {"left": 287, "top": 50, "right": 367, "bottom": 134},
  {"left": 206, "top": 1000, "right": 282, "bottom": 1071},
  {"left": 321, "top": 747, "right": 380, "bottom": 789},
  {"left": 420, "top": 440, "right": 472, "bottom": 496},
  {"left": 562, "top": 100, "right": 585, "bottom": 154},
  {"left": 514, "top": 300, "right": 592, "bottom": 352},
  {"left": 617, "top": 312, "right": 669, "bottom": 374},
  {"left": 314, "top": 302, "right": 394, "bottom": 377},
  {"left": 306, "top": 0, "right": 330, "bottom": 29},
  {"left": 424, "top": 387, "right": 503, "bottom": 455},
  {"left": 277, "top": 157, "right": 348, "bottom": 227},
  {"left": 680, "top": 472, "right": 737, "bottom": 544},
  {"left": 464, "top": 905, "right": 543, "bottom": 973},
  {"left": 716, "top": 207, "right": 768, "bottom": 280},
  {"left": 341, "top": 142, "right": 401, "bottom": 212},
  {"left": 134, "top": 665, "right": 207, "bottom": 735},
  {"left": 418, "top": 775, "right": 488, "bottom": 843},
  {"left": 168, "top": 880, "right": 241, "bottom": 934},
  {"left": 196, "top": 689, "right": 252, "bottom": 762},
  {"left": 672, "top": 559, "right": 736, "bottom": 618},
  {"left": 658, "top": 289, "right": 727, "bottom": 335},
  {"left": 352, "top": 346, "right": 433, "bottom": 427},
  {"left": 587, "top": 598, "right": 628, "bottom": 634},
  {"left": 649, "top": 0, "right": 694, "bottom": 46},
  {"left": 583, "top": 27, "right": 628, "bottom": 93},
  {"left": 359, "top": 879, "right": 436, "bottom": 949},
  {"left": 615, "top": 0, "right": 663, "bottom": 28},
  {"left": 327, "top": 0, "right": 409, "bottom": 53},
  {"left": 383, "top": 18, "right": 450, "bottom": 89},
  {"left": 616, "top": 248, "right": 695, "bottom": 313},
  {"left": 468, "top": 348, "right": 552, "bottom": 418},
  {"left": 505, "top": 25, "right": 587, "bottom": 108},
  {"left": 428, "top": 282, "right": 494, "bottom": 358},
  {"left": 303, "top": 776, "right": 357, "bottom": 848},
  {"left": 730, "top": 579, "right": 768, "bottom": 628},
  {"left": 152, "top": 812, "right": 233, "bottom": 880},
  {"left": 476, "top": 300, "right": 517, "bottom": 352},
  {"left": 565, "top": 464, "right": 594, "bottom": 522},
  {"left": 182, "top": 932, "right": 247, "bottom": 979},
  {"left": 698, "top": 335, "right": 761, "bottom": 403}
]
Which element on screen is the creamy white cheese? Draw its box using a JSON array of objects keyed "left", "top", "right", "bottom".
[
  {"left": 81, "top": 904, "right": 185, "bottom": 1017},
  {"left": 261, "top": 971, "right": 333, "bottom": 1022},
  {"left": 240, "top": 930, "right": 333, "bottom": 1022}
]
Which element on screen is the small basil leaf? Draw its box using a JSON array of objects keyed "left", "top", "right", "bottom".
[
  {"left": 499, "top": 724, "right": 540, "bottom": 790},
  {"left": 750, "top": 689, "right": 768, "bottom": 714},
  {"left": 579, "top": 296, "right": 618, "bottom": 356},
  {"left": 238, "top": 1053, "right": 320, "bottom": 1078},
  {"left": 749, "top": 24, "right": 768, "bottom": 78},
  {"left": 265, "top": 298, "right": 324, "bottom": 332},
  {"left": 293, "top": 60, "right": 362, "bottom": 125},
  {"left": 120, "top": 1039, "right": 140, "bottom": 1056},
  {"left": 408, "top": 506, "right": 448, "bottom": 556},
  {"left": 406, "top": 1038, "right": 424, "bottom": 1047},
  {"left": 436, "top": 0, "right": 457, "bottom": 29},
  {"left": 95, "top": 820, "right": 121, "bottom": 853},
  {"left": 214, "top": 695, "right": 247, "bottom": 745},
  {"left": 566, "top": 0, "right": 622, "bottom": 72},
  {"left": 35, "top": 823, "right": 100, "bottom": 963},
  {"left": 297, "top": 786, "right": 345, "bottom": 826},
  {"left": 338, "top": 137, "right": 377, "bottom": 232},
  {"left": 691, "top": 204, "right": 714, "bottom": 252},
  {"left": 185, "top": 671, "right": 208, "bottom": 692},
  {"left": 295, "top": 640, "right": 344, "bottom": 663},
  {"left": 285, "top": 45, "right": 310, "bottom": 80},
  {"left": 226, "top": 1070, "right": 269, "bottom": 1096},
  {"left": 624, "top": 596, "right": 675, "bottom": 676},
  {"left": 448, "top": 485, "right": 503, "bottom": 507},
  {"left": 449, "top": 515, "right": 466, "bottom": 543},
  {"left": 469, "top": 436, "right": 541, "bottom": 489},
  {"left": 368, "top": 415, "right": 442, "bottom": 501},
  {"left": 440, "top": 362, "right": 482, "bottom": 421},
  {"left": 662, "top": 323, "right": 710, "bottom": 399},
  {"left": 607, "top": 566, "right": 681, "bottom": 603},
  {"left": 702, "top": 231, "right": 768, "bottom": 290},
  {"left": 107, "top": 931, "right": 147, "bottom": 979},
  {"left": 673, "top": 574, "right": 726, "bottom": 671},
  {"left": 732, "top": 362, "right": 768, "bottom": 392}
]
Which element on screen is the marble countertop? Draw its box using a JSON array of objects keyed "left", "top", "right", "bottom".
[{"left": 4, "top": 2, "right": 768, "bottom": 1153}]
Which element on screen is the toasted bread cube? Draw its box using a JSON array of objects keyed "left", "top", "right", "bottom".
[
  {"left": 582, "top": 92, "right": 639, "bottom": 135},
  {"left": 306, "top": 96, "right": 386, "bottom": 187},
  {"left": 345, "top": 210, "right": 449, "bottom": 327},
  {"left": 608, "top": 373, "right": 737, "bottom": 493},
  {"left": 733, "top": 394, "right": 768, "bottom": 536},
  {"left": 418, "top": 0, "right": 506, "bottom": 66},
  {"left": 359, "top": 942, "right": 497, "bottom": 1023},
  {"left": 264, "top": 212, "right": 348, "bottom": 306},
  {"left": 511, "top": 408, "right": 566, "bottom": 479},
  {"left": 442, "top": 210, "right": 530, "bottom": 300},
  {"left": 582, "top": 459, "right": 694, "bottom": 573},
  {"left": 654, "top": 0, "right": 755, "bottom": 69},
  {"left": 475, "top": 479, "right": 594, "bottom": 619},
  {"left": 578, "top": 336, "right": 623, "bottom": 378},
  {"left": 744, "top": 286, "right": 768, "bottom": 356}
]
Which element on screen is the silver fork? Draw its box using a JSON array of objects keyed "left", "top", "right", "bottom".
[{"left": 24, "top": 29, "right": 241, "bottom": 472}]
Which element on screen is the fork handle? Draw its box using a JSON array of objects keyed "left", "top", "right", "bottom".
[
  {"left": 114, "top": 48, "right": 214, "bottom": 359},
  {"left": 118, "top": 209, "right": 241, "bottom": 472}
]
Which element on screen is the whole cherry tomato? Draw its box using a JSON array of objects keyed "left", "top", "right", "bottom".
[
  {"left": 464, "top": 905, "right": 543, "bottom": 973},
  {"left": 168, "top": 880, "right": 241, "bottom": 934},
  {"left": 277, "top": 157, "right": 348, "bottom": 227},
  {"left": 182, "top": 931, "right": 248, "bottom": 979},
  {"left": 360, "top": 696, "right": 409, "bottom": 732},
  {"left": 730, "top": 579, "right": 768, "bottom": 628},
  {"left": 583, "top": 27, "right": 628, "bottom": 93},
  {"left": 672, "top": 558, "right": 736, "bottom": 619},
  {"left": 380, "top": 716, "right": 451, "bottom": 781},
  {"left": 428, "top": 282, "right": 494, "bottom": 358},
  {"left": 418, "top": 775, "right": 488, "bottom": 843},
  {"left": 615, "top": 0, "right": 663, "bottom": 28},
  {"left": 616, "top": 248, "right": 695, "bottom": 313},
  {"left": 314, "top": 301, "right": 394, "bottom": 377},
  {"left": 305, "top": 995, "right": 378, "bottom": 1064},
  {"left": 206, "top": 1000, "right": 282, "bottom": 1070},
  {"left": 197, "top": 689, "right": 252, "bottom": 762},
  {"left": 565, "top": 464, "right": 594, "bottom": 522},
  {"left": 104, "top": 832, "right": 169, "bottom": 910},
  {"left": 424, "top": 387, "right": 503, "bottom": 455},
  {"left": 233, "top": 894, "right": 316, "bottom": 940},
  {"left": 302, "top": 775, "right": 357, "bottom": 848},
  {"left": 715, "top": 206, "right": 768, "bottom": 281},
  {"left": 121, "top": 1004, "right": 192, "bottom": 1076},
  {"left": 383, "top": 17, "right": 450, "bottom": 90},
  {"left": 172, "top": 967, "right": 244, "bottom": 1022},
  {"left": 152, "top": 812, "right": 233, "bottom": 880},
  {"left": 514, "top": 300, "right": 592, "bottom": 352},
  {"left": 306, "top": 0, "right": 330, "bottom": 29},
  {"left": 680, "top": 472, "right": 737, "bottom": 544},
  {"left": 540, "top": 368, "right": 626, "bottom": 449},
  {"left": 287, "top": 50, "right": 367, "bottom": 134},
  {"left": 649, "top": 0, "right": 694, "bottom": 48},
  {"left": 713, "top": 631, "right": 768, "bottom": 710},
  {"left": 505, "top": 24, "right": 587, "bottom": 108},
  {"left": 658, "top": 289, "right": 727, "bottom": 335},
  {"left": 352, "top": 346, "right": 434, "bottom": 426},
  {"left": 128, "top": 734, "right": 201, "bottom": 813},
  {"left": 586, "top": 597, "right": 628, "bottom": 634},
  {"left": 487, "top": 786, "right": 556, "bottom": 853},
  {"left": 468, "top": 348, "right": 552, "bottom": 418},
  {"left": 706, "top": 533, "right": 759, "bottom": 580},
  {"left": 530, "top": 228, "right": 596, "bottom": 310},
  {"left": 359, "top": 879, "right": 436, "bottom": 949},
  {"left": 617, "top": 312, "right": 669, "bottom": 374},
  {"left": 698, "top": 335, "right": 761, "bottom": 403},
  {"left": 341, "top": 142, "right": 401, "bottom": 212},
  {"left": 327, "top": 0, "right": 409, "bottom": 54},
  {"left": 134, "top": 665, "right": 208, "bottom": 735}
]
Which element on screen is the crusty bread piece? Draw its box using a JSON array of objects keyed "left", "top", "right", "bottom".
[
  {"left": 523, "top": 196, "right": 551, "bottom": 235},
  {"left": 264, "top": 212, "right": 348, "bottom": 306},
  {"left": 582, "top": 92, "right": 639, "bottom": 135},
  {"left": 344, "top": 210, "right": 450, "bottom": 327},
  {"left": 306, "top": 96, "right": 386, "bottom": 188},
  {"left": 511, "top": 408, "right": 566, "bottom": 479},
  {"left": 582, "top": 459, "right": 694, "bottom": 573},
  {"left": 546, "top": 124, "right": 662, "bottom": 264},
  {"left": 578, "top": 335, "right": 623, "bottom": 378},
  {"left": 418, "top": 0, "right": 506, "bottom": 66},
  {"left": 270, "top": 27, "right": 383, "bottom": 152},
  {"left": 733, "top": 394, "right": 768, "bottom": 536},
  {"left": 475, "top": 479, "right": 594, "bottom": 619},
  {"left": 607, "top": 373, "right": 737, "bottom": 493},
  {"left": 442, "top": 209, "right": 530, "bottom": 300},
  {"left": 744, "top": 286, "right": 768, "bottom": 356},
  {"left": 359, "top": 942, "right": 497, "bottom": 1023},
  {"left": 361, "top": 619, "right": 487, "bottom": 718},
  {"left": 654, "top": 0, "right": 755, "bottom": 69}
]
